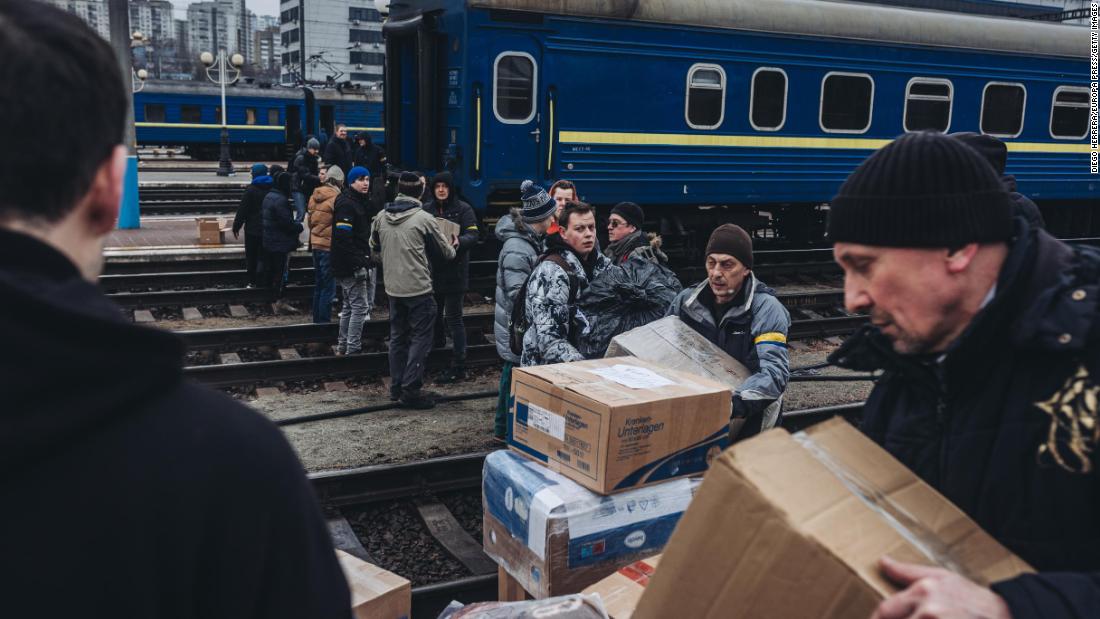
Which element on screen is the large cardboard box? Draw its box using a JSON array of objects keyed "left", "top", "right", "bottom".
[
  {"left": 483, "top": 450, "right": 697, "bottom": 598},
  {"left": 633, "top": 418, "right": 1032, "bottom": 618},
  {"left": 605, "top": 316, "right": 751, "bottom": 436},
  {"left": 582, "top": 555, "right": 661, "bottom": 619},
  {"left": 435, "top": 216, "right": 460, "bottom": 241},
  {"left": 510, "top": 357, "right": 731, "bottom": 494},
  {"left": 335, "top": 550, "right": 412, "bottom": 619},
  {"left": 196, "top": 218, "right": 227, "bottom": 245}
]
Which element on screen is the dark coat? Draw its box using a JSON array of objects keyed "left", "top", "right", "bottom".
[
  {"left": 232, "top": 175, "right": 272, "bottom": 238},
  {"left": 0, "top": 229, "right": 350, "bottom": 618},
  {"left": 322, "top": 136, "right": 353, "bottom": 173},
  {"left": 291, "top": 149, "right": 320, "bottom": 196},
  {"left": 1004, "top": 174, "right": 1045, "bottom": 230},
  {"left": 262, "top": 175, "right": 303, "bottom": 253},
  {"left": 331, "top": 187, "right": 374, "bottom": 278},
  {"left": 830, "top": 220, "right": 1100, "bottom": 619},
  {"left": 422, "top": 172, "right": 479, "bottom": 295},
  {"left": 353, "top": 134, "right": 386, "bottom": 179}
]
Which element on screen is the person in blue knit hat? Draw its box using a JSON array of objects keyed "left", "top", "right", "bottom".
[
  {"left": 331, "top": 165, "right": 376, "bottom": 353},
  {"left": 232, "top": 163, "right": 273, "bottom": 287}
]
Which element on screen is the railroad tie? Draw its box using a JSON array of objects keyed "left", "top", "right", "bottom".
[{"left": 413, "top": 497, "right": 497, "bottom": 576}]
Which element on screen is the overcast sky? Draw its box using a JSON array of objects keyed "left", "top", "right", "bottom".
[{"left": 171, "top": 0, "right": 281, "bottom": 19}]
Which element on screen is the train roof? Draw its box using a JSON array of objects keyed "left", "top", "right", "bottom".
[
  {"left": 140, "top": 80, "right": 383, "bottom": 102},
  {"left": 462, "top": 0, "right": 1089, "bottom": 58}
]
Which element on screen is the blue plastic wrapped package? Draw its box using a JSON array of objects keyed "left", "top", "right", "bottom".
[{"left": 482, "top": 450, "right": 702, "bottom": 598}]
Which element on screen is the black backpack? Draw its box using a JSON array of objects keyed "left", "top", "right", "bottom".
[{"left": 508, "top": 252, "right": 580, "bottom": 357}]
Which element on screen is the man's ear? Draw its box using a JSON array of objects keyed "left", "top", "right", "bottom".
[
  {"left": 81, "top": 145, "right": 126, "bottom": 236},
  {"left": 944, "top": 243, "right": 980, "bottom": 275}
]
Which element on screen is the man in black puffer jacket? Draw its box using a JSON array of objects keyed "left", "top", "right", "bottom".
[
  {"left": 0, "top": 5, "right": 350, "bottom": 616},
  {"left": 423, "top": 170, "right": 479, "bottom": 382},
  {"left": 262, "top": 170, "right": 303, "bottom": 312},
  {"left": 232, "top": 163, "right": 272, "bottom": 287},
  {"left": 827, "top": 131, "right": 1100, "bottom": 619}
]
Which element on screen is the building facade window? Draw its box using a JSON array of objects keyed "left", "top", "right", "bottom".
[
  {"left": 349, "top": 29, "right": 383, "bottom": 44},
  {"left": 349, "top": 51, "right": 385, "bottom": 65}
]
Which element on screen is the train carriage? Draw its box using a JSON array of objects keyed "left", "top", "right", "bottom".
[{"left": 383, "top": 0, "right": 1096, "bottom": 243}]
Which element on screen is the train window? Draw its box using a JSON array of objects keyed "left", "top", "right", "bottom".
[
  {"left": 268, "top": 109, "right": 280, "bottom": 126},
  {"left": 750, "top": 68, "right": 787, "bottom": 131},
  {"left": 685, "top": 64, "right": 726, "bottom": 130},
  {"left": 904, "top": 78, "right": 952, "bottom": 133},
  {"left": 144, "top": 104, "right": 165, "bottom": 123},
  {"left": 980, "top": 83, "right": 1026, "bottom": 138},
  {"left": 493, "top": 51, "right": 536, "bottom": 124},
  {"left": 820, "top": 72, "right": 873, "bottom": 133},
  {"left": 245, "top": 108, "right": 257, "bottom": 125},
  {"left": 1050, "top": 86, "right": 1090, "bottom": 140},
  {"left": 180, "top": 105, "right": 202, "bottom": 123}
]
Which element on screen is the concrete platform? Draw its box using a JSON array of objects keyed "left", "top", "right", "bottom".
[{"left": 107, "top": 218, "right": 244, "bottom": 251}]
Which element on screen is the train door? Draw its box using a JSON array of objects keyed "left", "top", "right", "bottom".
[
  {"left": 319, "top": 105, "right": 335, "bottom": 140},
  {"left": 484, "top": 40, "right": 543, "bottom": 182},
  {"left": 285, "top": 104, "right": 301, "bottom": 151}
]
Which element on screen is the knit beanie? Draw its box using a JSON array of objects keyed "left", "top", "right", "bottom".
[
  {"left": 398, "top": 171, "right": 423, "bottom": 198},
  {"left": 306, "top": 137, "right": 320, "bottom": 150},
  {"left": 347, "top": 166, "right": 369, "bottom": 185},
  {"left": 250, "top": 163, "right": 268, "bottom": 178},
  {"left": 705, "top": 224, "right": 753, "bottom": 269},
  {"left": 949, "top": 132, "right": 1007, "bottom": 175},
  {"left": 519, "top": 179, "right": 555, "bottom": 223},
  {"left": 610, "top": 201, "right": 644, "bottom": 229},
  {"left": 326, "top": 165, "right": 345, "bottom": 186},
  {"left": 828, "top": 132, "right": 1013, "bottom": 247}
]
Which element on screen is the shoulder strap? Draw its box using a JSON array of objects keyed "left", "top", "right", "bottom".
[{"left": 542, "top": 253, "right": 580, "bottom": 304}]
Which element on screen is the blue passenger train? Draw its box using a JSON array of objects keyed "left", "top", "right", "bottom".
[
  {"left": 134, "top": 81, "right": 384, "bottom": 161},
  {"left": 383, "top": 0, "right": 1097, "bottom": 241}
]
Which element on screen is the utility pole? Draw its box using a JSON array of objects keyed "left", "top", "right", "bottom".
[
  {"left": 299, "top": 0, "right": 306, "bottom": 84},
  {"left": 107, "top": 0, "right": 140, "bottom": 229}
]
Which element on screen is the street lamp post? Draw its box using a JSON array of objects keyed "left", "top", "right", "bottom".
[{"left": 200, "top": 49, "right": 243, "bottom": 176}]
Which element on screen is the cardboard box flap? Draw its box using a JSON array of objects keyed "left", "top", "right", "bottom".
[
  {"left": 335, "top": 550, "right": 412, "bottom": 619},
  {"left": 605, "top": 316, "right": 751, "bottom": 390},
  {"left": 729, "top": 419, "right": 1032, "bottom": 594},
  {"left": 516, "top": 357, "right": 729, "bottom": 405}
]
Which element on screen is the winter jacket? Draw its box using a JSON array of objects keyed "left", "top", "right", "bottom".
[
  {"left": 306, "top": 184, "right": 339, "bottom": 252},
  {"left": 604, "top": 229, "right": 667, "bottom": 265},
  {"left": 423, "top": 172, "right": 479, "bottom": 295},
  {"left": 232, "top": 175, "right": 272, "bottom": 238},
  {"left": 1004, "top": 174, "right": 1045, "bottom": 229},
  {"left": 494, "top": 212, "right": 544, "bottom": 363},
  {"left": 829, "top": 219, "right": 1100, "bottom": 619},
  {"left": 291, "top": 148, "right": 320, "bottom": 196},
  {"left": 0, "top": 229, "right": 350, "bottom": 617},
  {"left": 331, "top": 187, "right": 374, "bottom": 278},
  {"left": 322, "top": 137, "right": 353, "bottom": 173},
  {"left": 261, "top": 175, "right": 303, "bottom": 253},
  {"left": 353, "top": 137, "right": 386, "bottom": 179},
  {"left": 667, "top": 275, "right": 791, "bottom": 432},
  {"left": 370, "top": 194, "right": 456, "bottom": 298},
  {"left": 521, "top": 234, "right": 613, "bottom": 367}
]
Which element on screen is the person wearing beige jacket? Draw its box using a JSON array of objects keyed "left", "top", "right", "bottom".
[{"left": 307, "top": 165, "right": 343, "bottom": 323}]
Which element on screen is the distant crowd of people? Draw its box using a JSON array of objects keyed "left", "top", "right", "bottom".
[{"left": 3, "top": 3, "right": 1097, "bottom": 618}]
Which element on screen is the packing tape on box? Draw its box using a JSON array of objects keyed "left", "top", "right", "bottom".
[{"left": 792, "top": 432, "right": 976, "bottom": 581}]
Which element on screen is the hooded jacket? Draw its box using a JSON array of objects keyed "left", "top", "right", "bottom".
[
  {"left": 422, "top": 171, "right": 479, "bottom": 295},
  {"left": 494, "top": 211, "right": 544, "bottom": 363},
  {"left": 232, "top": 175, "right": 272, "bottom": 238},
  {"left": 261, "top": 173, "right": 303, "bottom": 253},
  {"left": 291, "top": 148, "right": 320, "bottom": 196},
  {"left": 306, "top": 184, "right": 339, "bottom": 252},
  {"left": 352, "top": 133, "right": 386, "bottom": 179},
  {"left": 520, "top": 233, "right": 613, "bottom": 367},
  {"left": 331, "top": 186, "right": 374, "bottom": 278},
  {"left": 370, "top": 194, "right": 456, "bottom": 298},
  {"left": 322, "top": 136, "right": 352, "bottom": 173},
  {"left": 667, "top": 275, "right": 791, "bottom": 431},
  {"left": 604, "top": 229, "right": 668, "bottom": 265},
  {"left": 829, "top": 220, "right": 1100, "bottom": 619},
  {"left": 0, "top": 229, "right": 350, "bottom": 617}
]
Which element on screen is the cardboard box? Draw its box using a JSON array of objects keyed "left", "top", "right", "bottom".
[
  {"left": 510, "top": 357, "right": 731, "bottom": 494},
  {"left": 435, "top": 216, "right": 460, "bottom": 241},
  {"left": 483, "top": 450, "right": 697, "bottom": 598},
  {"left": 582, "top": 555, "right": 661, "bottom": 619},
  {"left": 196, "top": 218, "right": 227, "bottom": 245},
  {"left": 605, "top": 316, "right": 751, "bottom": 436},
  {"left": 633, "top": 418, "right": 1032, "bottom": 619},
  {"left": 335, "top": 550, "right": 411, "bottom": 619}
]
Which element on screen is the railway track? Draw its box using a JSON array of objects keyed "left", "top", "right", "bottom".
[
  {"left": 308, "top": 400, "right": 863, "bottom": 617},
  {"left": 139, "top": 200, "right": 241, "bottom": 215}
]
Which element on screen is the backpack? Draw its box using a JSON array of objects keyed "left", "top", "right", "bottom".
[{"left": 508, "top": 252, "right": 580, "bottom": 357}]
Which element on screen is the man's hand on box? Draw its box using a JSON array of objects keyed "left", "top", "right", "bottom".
[{"left": 871, "top": 556, "right": 1012, "bottom": 619}]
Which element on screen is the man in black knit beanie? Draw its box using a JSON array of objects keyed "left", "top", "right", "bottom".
[{"left": 827, "top": 131, "right": 1100, "bottom": 619}]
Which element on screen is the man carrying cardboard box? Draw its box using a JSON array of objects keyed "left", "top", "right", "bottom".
[{"left": 827, "top": 131, "right": 1100, "bottom": 618}]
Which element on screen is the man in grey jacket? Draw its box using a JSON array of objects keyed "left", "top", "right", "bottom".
[
  {"left": 370, "top": 172, "right": 456, "bottom": 409},
  {"left": 667, "top": 224, "right": 791, "bottom": 439},
  {"left": 492, "top": 180, "right": 557, "bottom": 440}
]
